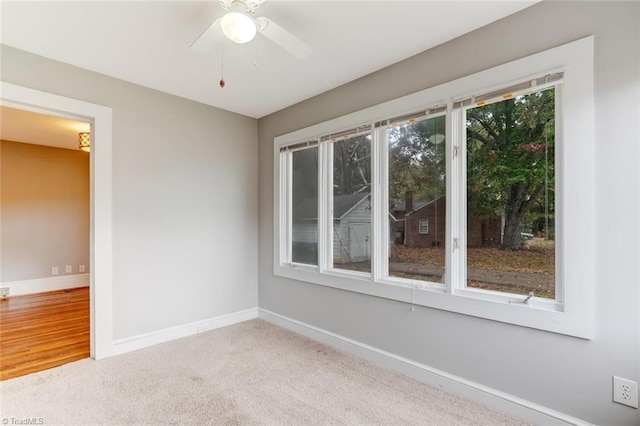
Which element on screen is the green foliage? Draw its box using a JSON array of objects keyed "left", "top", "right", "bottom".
[
  {"left": 388, "top": 115, "right": 446, "bottom": 210},
  {"left": 467, "top": 88, "right": 556, "bottom": 248}
]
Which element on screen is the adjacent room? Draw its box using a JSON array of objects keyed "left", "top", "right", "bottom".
[
  {"left": 0, "top": 107, "right": 91, "bottom": 380},
  {"left": 0, "top": 1, "right": 638, "bottom": 425}
]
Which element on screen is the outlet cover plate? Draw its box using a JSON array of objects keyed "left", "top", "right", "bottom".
[{"left": 613, "top": 376, "right": 638, "bottom": 409}]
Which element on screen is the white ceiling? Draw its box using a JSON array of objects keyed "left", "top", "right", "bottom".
[{"left": 0, "top": 1, "right": 538, "bottom": 120}]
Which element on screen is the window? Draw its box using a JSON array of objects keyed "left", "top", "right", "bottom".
[
  {"left": 418, "top": 220, "right": 429, "bottom": 235},
  {"left": 463, "top": 84, "right": 556, "bottom": 299},
  {"left": 274, "top": 37, "right": 594, "bottom": 338},
  {"left": 291, "top": 146, "right": 319, "bottom": 266},
  {"left": 387, "top": 112, "right": 446, "bottom": 283},
  {"left": 330, "top": 129, "right": 372, "bottom": 273}
]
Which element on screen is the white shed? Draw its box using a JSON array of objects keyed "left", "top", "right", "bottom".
[
  {"left": 332, "top": 194, "right": 371, "bottom": 264},
  {"left": 292, "top": 193, "right": 371, "bottom": 264}
]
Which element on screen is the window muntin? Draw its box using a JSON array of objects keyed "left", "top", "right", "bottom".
[
  {"left": 387, "top": 114, "right": 446, "bottom": 284},
  {"left": 464, "top": 87, "right": 556, "bottom": 299}
]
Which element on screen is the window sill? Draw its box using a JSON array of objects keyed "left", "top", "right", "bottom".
[{"left": 274, "top": 263, "right": 592, "bottom": 339}]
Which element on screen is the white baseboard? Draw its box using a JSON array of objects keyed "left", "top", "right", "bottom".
[
  {"left": 258, "top": 308, "right": 592, "bottom": 426},
  {"left": 110, "top": 307, "right": 258, "bottom": 357},
  {"left": 1, "top": 274, "right": 89, "bottom": 297}
]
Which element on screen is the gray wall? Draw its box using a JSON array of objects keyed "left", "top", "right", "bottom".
[
  {"left": 1, "top": 45, "right": 258, "bottom": 340},
  {"left": 1, "top": 140, "right": 90, "bottom": 282},
  {"left": 258, "top": 2, "right": 640, "bottom": 425}
]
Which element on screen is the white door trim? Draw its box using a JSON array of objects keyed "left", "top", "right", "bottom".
[{"left": 1, "top": 81, "right": 113, "bottom": 359}]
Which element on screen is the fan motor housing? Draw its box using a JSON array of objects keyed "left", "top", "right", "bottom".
[{"left": 220, "top": 0, "right": 265, "bottom": 14}]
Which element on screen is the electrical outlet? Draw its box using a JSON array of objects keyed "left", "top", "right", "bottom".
[
  {"left": 79, "top": 265, "right": 86, "bottom": 273},
  {"left": 51, "top": 266, "right": 59, "bottom": 275},
  {"left": 0, "top": 287, "right": 9, "bottom": 297},
  {"left": 613, "top": 376, "right": 638, "bottom": 408},
  {"left": 65, "top": 265, "right": 72, "bottom": 273}
]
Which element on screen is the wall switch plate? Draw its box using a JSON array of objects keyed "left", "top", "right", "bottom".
[
  {"left": 65, "top": 265, "right": 72, "bottom": 273},
  {"left": 51, "top": 266, "right": 59, "bottom": 275},
  {"left": 613, "top": 376, "right": 638, "bottom": 408},
  {"left": 79, "top": 265, "right": 86, "bottom": 273},
  {"left": 0, "top": 287, "right": 9, "bottom": 297}
]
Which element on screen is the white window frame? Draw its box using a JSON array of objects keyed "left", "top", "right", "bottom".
[
  {"left": 273, "top": 37, "right": 594, "bottom": 339},
  {"left": 323, "top": 127, "right": 373, "bottom": 276},
  {"left": 418, "top": 219, "right": 429, "bottom": 235}
]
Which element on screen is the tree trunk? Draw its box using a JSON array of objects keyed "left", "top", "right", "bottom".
[
  {"left": 502, "top": 210, "right": 525, "bottom": 250},
  {"left": 501, "top": 182, "right": 546, "bottom": 250},
  {"left": 502, "top": 183, "right": 528, "bottom": 250}
]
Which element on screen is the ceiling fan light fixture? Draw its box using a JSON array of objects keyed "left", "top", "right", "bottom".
[{"left": 220, "top": 12, "right": 257, "bottom": 44}]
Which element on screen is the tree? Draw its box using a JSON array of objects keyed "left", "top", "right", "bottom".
[
  {"left": 466, "top": 88, "right": 555, "bottom": 250},
  {"left": 388, "top": 116, "right": 446, "bottom": 210},
  {"left": 333, "top": 134, "right": 371, "bottom": 196}
]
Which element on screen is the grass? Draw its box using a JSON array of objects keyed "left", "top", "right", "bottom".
[{"left": 525, "top": 237, "right": 555, "bottom": 252}]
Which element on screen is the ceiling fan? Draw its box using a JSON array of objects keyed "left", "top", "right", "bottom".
[{"left": 190, "top": 0, "right": 312, "bottom": 60}]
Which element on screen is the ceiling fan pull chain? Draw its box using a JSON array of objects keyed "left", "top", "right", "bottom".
[
  {"left": 253, "top": 39, "right": 259, "bottom": 69},
  {"left": 219, "top": 48, "right": 226, "bottom": 88}
]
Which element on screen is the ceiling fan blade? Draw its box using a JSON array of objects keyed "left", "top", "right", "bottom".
[
  {"left": 189, "top": 19, "right": 223, "bottom": 53},
  {"left": 257, "top": 17, "right": 312, "bottom": 60}
]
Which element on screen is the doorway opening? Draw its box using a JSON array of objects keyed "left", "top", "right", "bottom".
[
  {"left": 0, "top": 81, "right": 113, "bottom": 364},
  {"left": 0, "top": 107, "right": 91, "bottom": 379}
]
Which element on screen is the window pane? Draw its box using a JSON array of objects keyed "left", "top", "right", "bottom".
[
  {"left": 419, "top": 219, "right": 429, "bottom": 234},
  {"left": 292, "top": 147, "right": 318, "bottom": 265},
  {"left": 332, "top": 133, "right": 372, "bottom": 273},
  {"left": 466, "top": 87, "right": 555, "bottom": 298},
  {"left": 388, "top": 115, "right": 446, "bottom": 283}
]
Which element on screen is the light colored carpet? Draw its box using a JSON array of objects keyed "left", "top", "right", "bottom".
[{"left": 1, "top": 319, "right": 527, "bottom": 425}]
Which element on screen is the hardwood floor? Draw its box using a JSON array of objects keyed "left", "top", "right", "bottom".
[{"left": 0, "top": 287, "right": 90, "bottom": 381}]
